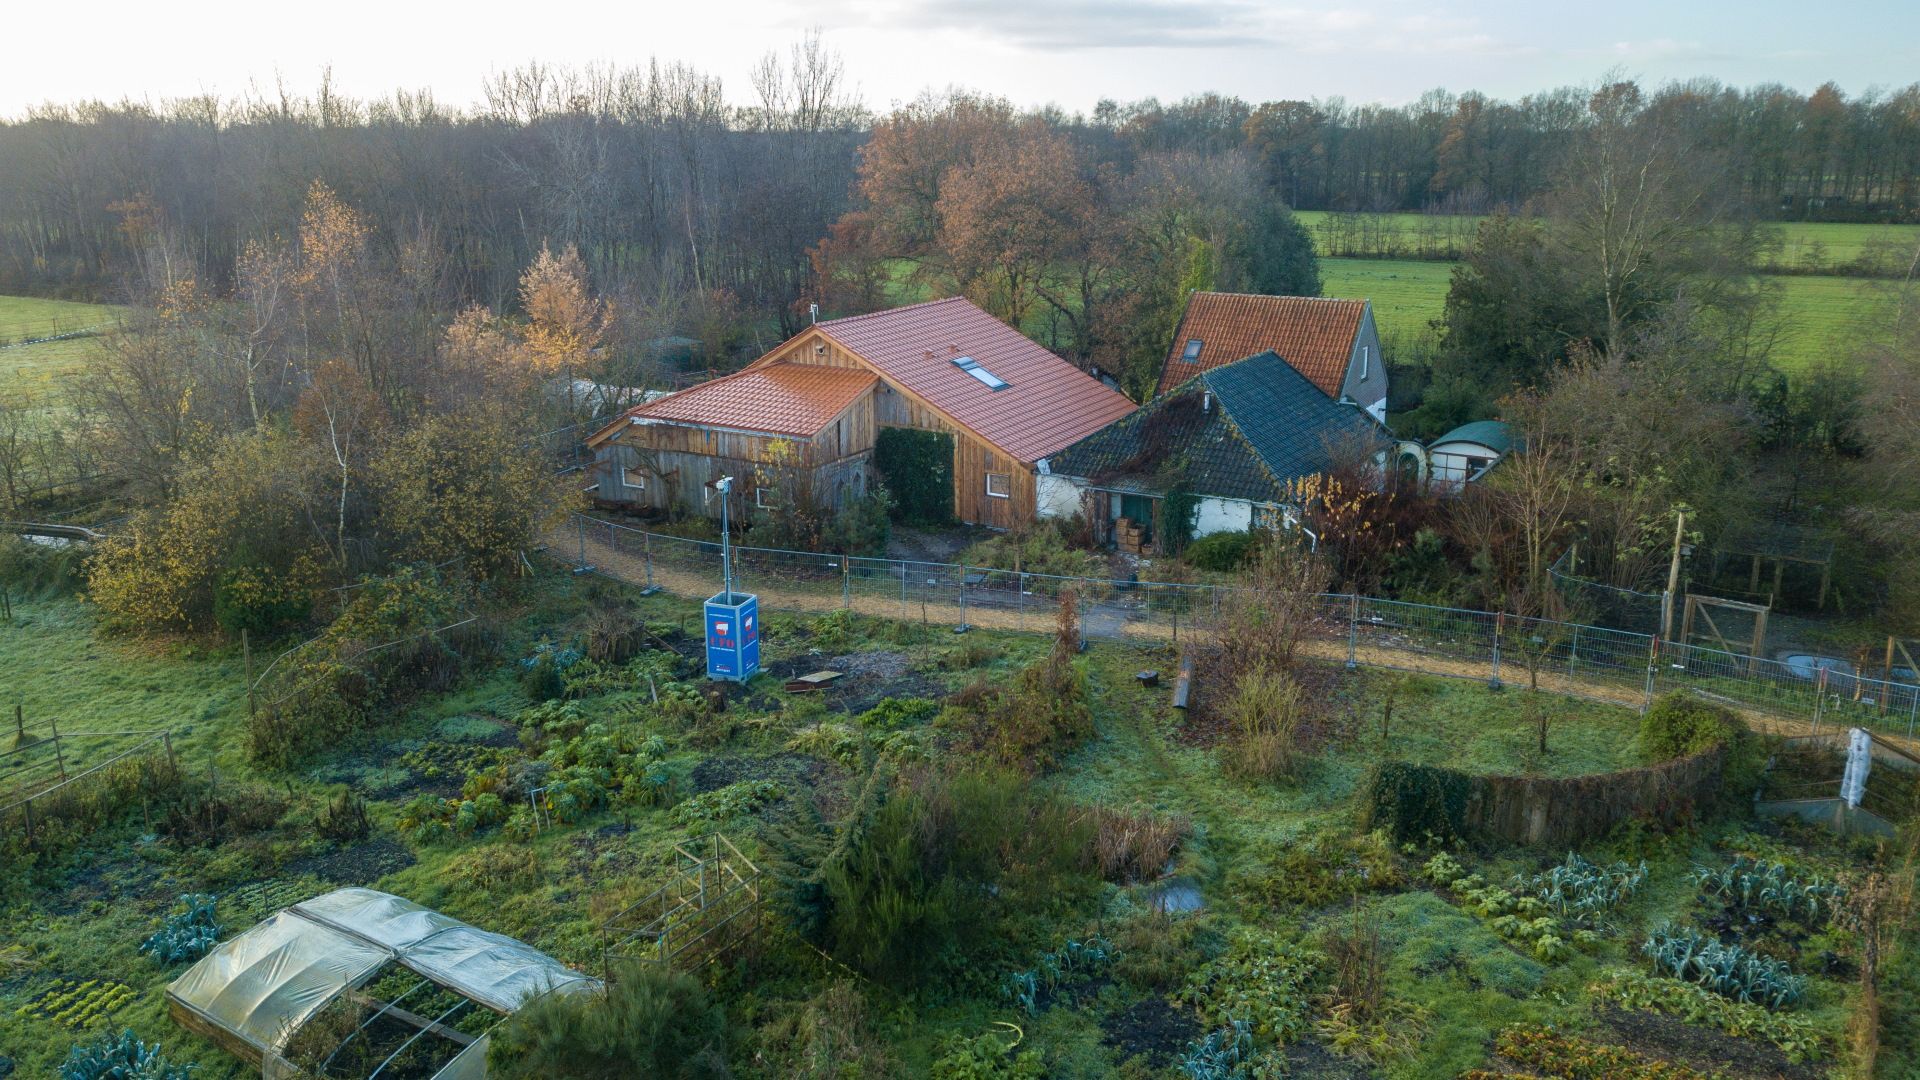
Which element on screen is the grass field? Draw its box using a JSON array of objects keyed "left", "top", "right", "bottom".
[
  {"left": 1295, "top": 210, "right": 1920, "bottom": 272},
  {"left": 0, "top": 295, "right": 116, "bottom": 402},
  {"left": 1318, "top": 256, "right": 1897, "bottom": 371}
]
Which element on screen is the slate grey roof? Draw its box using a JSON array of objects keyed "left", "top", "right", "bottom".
[{"left": 1046, "top": 351, "right": 1387, "bottom": 502}]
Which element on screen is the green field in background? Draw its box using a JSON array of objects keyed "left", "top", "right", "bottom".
[
  {"left": 1294, "top": 210, "right": 1920, "bottom": 271},
  {"left": 0, "top": 295, "right": 117, "bottom": 401},
  {"left": 1318, "top": 257, "right": 1451, "bottom": 340},
  {"left": 1318, "top": 257, "right": 1894, "bottom": 371}
]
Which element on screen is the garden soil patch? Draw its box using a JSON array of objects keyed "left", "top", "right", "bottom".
[
  {"left": 1282, "top": 1039, "right": 1378, "bottom": 1077},
  {"left": 1099, "top": 996, "right": 1200, "bottom": 1069},
  {"left": 286, "top": 836, "right": 416, "bottom": 885},
  {"left": 690, "top": 752, "right": 834, "bottom": 795},
  {"left": 1594, "top": 1004, "right": 1818, "bottom": 1080}
]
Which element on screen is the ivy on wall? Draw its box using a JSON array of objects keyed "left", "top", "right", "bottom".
[{"left": 876, "top": 428, "right": 955, "bottom": 525}]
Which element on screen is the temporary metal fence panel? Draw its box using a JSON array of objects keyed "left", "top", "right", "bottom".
[{"left": 564, "top": 515, "right": 1920, "bottom": 741}]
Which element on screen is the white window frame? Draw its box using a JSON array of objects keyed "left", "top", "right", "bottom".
[
  {"left": 985, "top": 472, "right": 1012, "bottom": 499},
  {"left": 621, "top": 467, "right": 647, "bottom": 491},
  {"left": 1359, "top": 344, "right": 1370, "bottom": 379},
  {"left": 755, "top": 485, "right": 777, "bottom": 509}
]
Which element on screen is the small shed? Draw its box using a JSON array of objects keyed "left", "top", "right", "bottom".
[
  {"left": 1424, "top": 420, "right": 1513, "bottom": 491},
  {"left": 167, "top": 887, "right": 598, "bottom": 1079}
]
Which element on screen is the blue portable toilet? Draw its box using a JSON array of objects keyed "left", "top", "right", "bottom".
[{"left": 704, "top": 591, "right": 761, "bottom": 682}]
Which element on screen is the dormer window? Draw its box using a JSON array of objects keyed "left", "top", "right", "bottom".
[
  {"left": 1182, "top": 339, "right": 1203, "bottom": 363},
  {"left": 952, "top": 356, "right": 1008, "bottom": 390}
]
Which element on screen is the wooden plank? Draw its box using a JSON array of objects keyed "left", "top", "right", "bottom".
[{"left": 1172, "top": 655, "right": 1194, "bottom": 709}]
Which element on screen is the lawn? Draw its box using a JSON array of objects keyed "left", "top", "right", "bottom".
[
  {"left": 0, "top": 294, "right": 116, "bottom": 401},
  {"left": 1, "top": 561, "right": 1901, "bottom": 1078}
]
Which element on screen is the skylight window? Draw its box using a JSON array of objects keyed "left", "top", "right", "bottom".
[
  {"left": 1182, "top": 339, "right": 1204, "bottom": 362},
  {"left": 952, "top": 356, "right": 1008, "bottom": 390}
]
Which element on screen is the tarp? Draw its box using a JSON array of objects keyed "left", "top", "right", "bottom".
[
  {"left": 166, "top": 909, "right": 389, "bottom": 1054},
  {"left": 166, "top": 887, "right": 601, "bottom": 1078}
]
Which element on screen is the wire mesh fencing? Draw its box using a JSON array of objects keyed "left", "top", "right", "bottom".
[{"left": 563, "top": 513, "right": 1920, "bottom": 741}]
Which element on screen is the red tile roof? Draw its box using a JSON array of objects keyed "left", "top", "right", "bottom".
[
  {"left": 616, "top": 363, "right": 877, "bottom": 438},
  {"left": 814, "top": 298, "right": 1137, "bottom": 463},
  {"left": 1157, "top": 292, "right": 1368, "bottom": 399}
]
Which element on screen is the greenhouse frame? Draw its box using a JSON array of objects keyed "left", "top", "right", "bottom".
[{"left": 166, "top": 887, "right": 599, "bottom": 1079}]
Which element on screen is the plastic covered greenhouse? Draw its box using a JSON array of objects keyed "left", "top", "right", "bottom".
[{"left": 166, "top": 887, "right": 599, "bottom": 1079}]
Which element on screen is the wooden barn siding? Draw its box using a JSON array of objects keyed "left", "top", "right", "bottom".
[{"left": 762, "top": 329, "right": 1039, "bottom": 527}]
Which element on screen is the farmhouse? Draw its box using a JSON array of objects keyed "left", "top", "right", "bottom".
[
  {"left": 1039, "top": 351, "right": 1390, "bottom": 553},
  {"left": 587, "top": 298, "right": 1136, "bottom": 529},
  {"left": 1157, "top": 291, "right": 1388, "bottom": 421}
]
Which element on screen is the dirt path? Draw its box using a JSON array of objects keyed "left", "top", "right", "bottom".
[{"left": 554, "top": 525, "right": 1832, "bottom": 744}]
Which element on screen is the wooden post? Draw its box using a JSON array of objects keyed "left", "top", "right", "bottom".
[
  {"left": 50, "top": 717, "right": 65, "bottom": 780},
  {"left": 12, "top": 703, "right": 21, "bottom": 746},
  {"left": 1661, "top": 511, "right": 1686, "bottom": 643},
  {"left": 1750, "top": 607, "right": 1768, "bottom": 675},
  {"left": 243, "top": 629, "right": 256, "bottom": 723},
  {"left": 841, "top": 554, "right": 850, "bottom": 611},
  {"left": 1884, "top": 637, "right": 1898, "bottom": 714},
  {"left": 1749, "top": 554, "right": 1761, "bottom": 593},
  {"left": 1771, "top": 559, "right": 1785, "bottom": 605},
  {"left": 1817, "top": 560, "right": 1831, "bottom": 611},
  {"left": 2, "top": 585, "right": 10, "bottom": 622}
]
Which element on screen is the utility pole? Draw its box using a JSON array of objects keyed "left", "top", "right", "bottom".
[{"left": 1661, "top": 510, "right": 1687, "bottom": 643}]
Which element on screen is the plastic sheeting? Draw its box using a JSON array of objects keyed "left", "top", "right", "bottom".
[
  {"left": 166, "top": 909, "right": 389, "bottom": 1053},
  {"left": 166, "top": 887, "right": 601, "bottom": 1078}
]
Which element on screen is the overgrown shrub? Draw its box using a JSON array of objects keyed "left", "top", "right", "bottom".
[
  {"left": 1240, "top": 830, "right": 1400, "bottom": 909},
  {"left": 929, "top": 1029, "right": 1042, "bottom": 1079},
  {"left": 957, "top": 521, "right": 1102, "bottom": 577},
  {"left": 1184, "top": 530, "right": 1257, "bottom": 572},
  {"left": 248, "top": 567, "right": 483, "bottom": 768},
  {"left": 1220, "top": 660, "right": 1303, "bottom": 782},
  {"left": 1640, "top": 693, "right": 1740, "bottom": 760},
  {"left": 58, "top": 1029, "right": 193, "bottom": 1080},
  {"left": 315, "top": 788, "right": 371, "bottom": 843},
  {"left": 800, "top": 768, "right": 1097, "bottom": 983},
  {"left": 1090, "top": 804, "right": 1188, "bottom": 883},
  {"left": 751, "top": 980, "right": 900, "bottom": 1078},
  {"left": 487, "top": 966, "right": 731, "bottom": 1079},
  {"left": 856, "top": 697, "right": 938, "bottom": 731},
  {"left": 158, "top": 781, "right": 287, "bottom": 847}
]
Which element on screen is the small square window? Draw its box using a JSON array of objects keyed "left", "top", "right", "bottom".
[
  {"left": 755, "top": 486, "right": 777, "bottom": 509},
  {"left": 1182, "top": 339, "right": 1203, "bottom": 362},
  {"left": 621, "top": 467, "right": 647, "bottom": 490},
  {"left": 985, "top": 472, "right": 1011, "bottom": 499}
]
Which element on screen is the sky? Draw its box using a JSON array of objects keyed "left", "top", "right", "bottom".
[{"left": 5, "top": 0, "right": 1918, "bottom": 117}]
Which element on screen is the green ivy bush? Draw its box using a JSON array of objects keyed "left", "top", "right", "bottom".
[
  {"left": 875, "top": 427, "right": 955, "bottom": 524},
  {"left": 1183, "top": 530, "right": 1258, "bottom": 572}
]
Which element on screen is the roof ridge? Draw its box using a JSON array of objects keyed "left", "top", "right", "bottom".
[
  {"left": 1193, "top": 291, "right": 1367, "bottom": 305},
  {"left": 816, "top": 295, "right": 968, "bottom": 327}
]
